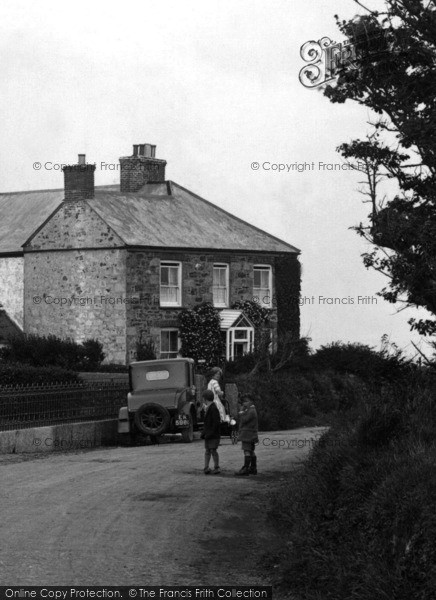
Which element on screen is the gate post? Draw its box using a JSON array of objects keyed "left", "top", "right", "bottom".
[{"left": 225, "top": 383, "right": 239, "bottom": 418}]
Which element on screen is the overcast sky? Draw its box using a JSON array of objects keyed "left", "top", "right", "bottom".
[{"left": 1, "top": 0, "right": 432, "bottom": 357}]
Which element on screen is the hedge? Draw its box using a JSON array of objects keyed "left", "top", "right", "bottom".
[
  {"left": 0, "top": 362, "right": 79, "bottom": 386},
  {"left": 269, "top": 372, "right": 436, "bottom": 600}
]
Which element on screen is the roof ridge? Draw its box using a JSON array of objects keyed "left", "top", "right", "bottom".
[{"left": 0, "top": 184, "right": 119, "bottom": 196}]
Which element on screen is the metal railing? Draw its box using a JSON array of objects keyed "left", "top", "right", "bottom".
[{"left": 0, "top": 381, "right": 129, "bottom": 431}]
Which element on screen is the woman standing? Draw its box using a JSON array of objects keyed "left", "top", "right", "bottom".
[{"left": 207, "top": 366, "right": 227, "bottom": 422}]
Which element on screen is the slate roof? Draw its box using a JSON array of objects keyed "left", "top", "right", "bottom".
[
  {"left": 0, "top": 310, "right": 22, "bottom": 344},
  {"left": 0, "top": 181, "right": 299, "bottom": 255},
  {"left": 219, "top": 310, "right": 254, "bottom": 330},
  {"left": 0, "top": 188, "right": 66, "bottom": 254},
  {"left": 0, "top": 185, "right": 117, "bottom": 255}
]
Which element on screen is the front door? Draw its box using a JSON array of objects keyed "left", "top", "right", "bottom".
[{"left": 234, "top": 342, "right": 246, "bottom": 357}]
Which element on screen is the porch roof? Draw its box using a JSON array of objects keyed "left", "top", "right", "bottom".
[{"left": 219, "top": 309, "right": 254, "bottom": 330}]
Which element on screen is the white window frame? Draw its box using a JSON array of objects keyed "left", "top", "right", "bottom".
[
  {"left": 160, "top": 261, "right": 182, "bottom": 307},
  {"left": 253, "top": 265, "right": 272, "bottom": 308},
  {"left": 269, "top": 329, "right": 274, "bottom": 354},
  {"left": 226, "top": 327, "right": 254, "bottom": 361},
  {"left": 213, "top": 263, "right": 229, "bottom": 308},
  {"left": 159, "top": 328, "right": 180, "bottom": 359}
]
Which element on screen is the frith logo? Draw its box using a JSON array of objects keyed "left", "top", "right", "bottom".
[{"left": 298, "top": 29, "right": 389, "bottom": 89}]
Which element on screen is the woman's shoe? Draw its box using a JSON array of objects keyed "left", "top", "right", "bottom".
[
  {"left": 204, "top": 467, "right": 212, "bottom": 474},
  {"left": 212, "top": 467, "right": 221, "bottom": 474}
]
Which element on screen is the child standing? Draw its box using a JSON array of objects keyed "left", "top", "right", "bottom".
[
  {"left": 200, "top": 389, "right": 221, "bottom": 475},
  {"left": 235, "top": 394, "right": 259, "bottom": 476}
]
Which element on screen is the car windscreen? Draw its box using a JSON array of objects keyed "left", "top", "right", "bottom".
[{"left": 130, "top": 361, "right": 188, "bottom": 391}]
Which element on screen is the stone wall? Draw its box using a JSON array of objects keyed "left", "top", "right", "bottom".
[
  {"left": 125, "top": 250, "right": 280, "bottom": 362},
  {"left": 24, "top": 200, "right": 128, "bottom": 364},
  {"left": 26, "top": 200, "right": 123, "bottom": 251},
  {"left": 0, "top": 256, "right": 24, "bottom": 328},
  {"left": 22, "top": 198, "right": 299, "bottom": 365},
  {"left": 24, "top": 248, "right": 127, "bottom": 364}
]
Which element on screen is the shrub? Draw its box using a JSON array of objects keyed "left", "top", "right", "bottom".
[
  {"left": 225, "top": 334, "right": 312, "bottom": 376},
  {"left": 310, "top": 340, "right": 411, "bottom": 383},
  {"left": 0, "top": 362, "right": 79, "bottom": 386},
  {"left": 224, "top": 353, "right": 257, "bottom": 376},
  {"left": 0, "top": 334, "right": 105, "bottom": 371},
  {"left": 236, "top": 372, "right": 301, "bottom": 430},
  {"left": 80, "top": 339, "right": 106, "bottom": 370},
  {"left": 231, "top": 370, "right": 366, "bottom": 430},
  {"left": 135, "top": 336, "right": 157, "bottom": 361},
  {"left": 92, "top": 363, "right": 128, "bottom": 373},
  {"left": 269, "top": 378, "right": 436, "bottom": 600}
]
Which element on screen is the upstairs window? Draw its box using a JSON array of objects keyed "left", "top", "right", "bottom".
[
  {"left": 253, "top": 265, "right": 272, "bottom": 308},
  {"left": 160, "top": 262, "right": 181, "bottom": 306},
  {"left": 213, "top": 264, "right": 229, "bottom": 307}
]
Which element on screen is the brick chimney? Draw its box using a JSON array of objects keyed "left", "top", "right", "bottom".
[
  {"left": 119, "top": 144, "right": 167, "bottom": 192},
  {"left": 62, "top": 154, "right": 96, "bottom": 201}
]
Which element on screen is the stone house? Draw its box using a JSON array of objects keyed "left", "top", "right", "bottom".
[{"left": 0, "top": 144, "right": 300, "bottom": 364}]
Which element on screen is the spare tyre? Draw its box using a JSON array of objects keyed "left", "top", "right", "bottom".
[{"left": 134, "top": 403, "right": 171, "bottom": 436}]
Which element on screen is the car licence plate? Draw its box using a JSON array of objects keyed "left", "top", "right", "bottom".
[{"left": 175, "top": 416, "right": 189, "bottom": 428}]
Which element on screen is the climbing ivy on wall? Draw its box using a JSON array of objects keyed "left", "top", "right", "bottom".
[
  {"left": 231, "top": 299, "right": 269, "bottom": 329},
  {"left": 178, "top": 302, "right": 224, "bottom": 370},
  {"left": 275, "top": 255, "right": 301, "bottom": 340},
  {"left": 231, "top": 299, "right": 270, "bottom": 350}
]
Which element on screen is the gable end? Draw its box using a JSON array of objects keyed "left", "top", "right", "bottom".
[{"left": 24, "top": 200, "right": 125, "bottom": 251}]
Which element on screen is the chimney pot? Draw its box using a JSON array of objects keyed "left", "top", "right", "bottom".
[
  {"left": 119, "top": 143, "right": 166, "bottom": 192},
  {"left": 78, "top": 154, "right": 86, "bottom": 165}
]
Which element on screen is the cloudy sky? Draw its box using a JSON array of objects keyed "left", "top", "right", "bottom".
[{"left": 1, "top": 0, "right": 431, "bottom": 356}]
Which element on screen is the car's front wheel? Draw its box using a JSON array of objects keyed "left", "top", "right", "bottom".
[{"left": 134, "top": 403, "right": 171, "bottom": 436}]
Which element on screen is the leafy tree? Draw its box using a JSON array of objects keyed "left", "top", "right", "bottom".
[{"left": 324, "top": 0, "right": 436, "bottom": 336}]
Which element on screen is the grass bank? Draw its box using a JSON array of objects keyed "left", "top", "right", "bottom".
[{"left": 267, "top": 370, "right": 436, "bottom": 600}]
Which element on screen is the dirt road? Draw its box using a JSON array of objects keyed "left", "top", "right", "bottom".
[{"left": 0, "top": 427, "right": 324, "bottom": 591}]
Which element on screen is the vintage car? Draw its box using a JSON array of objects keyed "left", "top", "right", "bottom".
[{"left": 118, "top": 358, "right": 198, "bottom": 444}]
